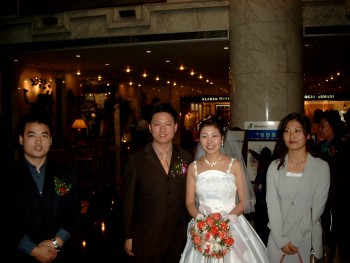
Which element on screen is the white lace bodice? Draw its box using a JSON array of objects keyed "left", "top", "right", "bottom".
[{"left": 194, "top": 159, "right": 237, "bottom": 214}]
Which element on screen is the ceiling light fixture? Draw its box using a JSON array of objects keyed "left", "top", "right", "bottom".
[{"left": 126, "top": 66, "right": 130, "bottom": 73}]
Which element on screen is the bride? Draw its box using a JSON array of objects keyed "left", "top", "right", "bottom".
[{"left": 179, "top": 116, "right": 268, "bottom": 263}]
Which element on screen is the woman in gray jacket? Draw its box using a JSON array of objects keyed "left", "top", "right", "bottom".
[{"left": 266, "top": 112, "right": 330, "bottom": 263}]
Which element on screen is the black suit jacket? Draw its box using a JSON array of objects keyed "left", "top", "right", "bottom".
[
  {"left": 10, "top": 157, "right": 81, "bottom": 262},
  {"left": 122, "top": 143, "right": 193, "bottom": 258}
]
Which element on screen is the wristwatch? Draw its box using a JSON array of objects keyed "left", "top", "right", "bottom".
[{"left": 51, "top": 238, "right": 61, "bottom": 252}]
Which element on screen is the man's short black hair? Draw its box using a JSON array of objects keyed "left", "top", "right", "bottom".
[
  {"left": 150, "top": 103, "right": 178, "bottom": 123},
  {"left": 18, "top": 110, "right": 53, "bottom": 136}
]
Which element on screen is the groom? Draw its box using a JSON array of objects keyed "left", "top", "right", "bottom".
[{"left": 122, "top": 103, "right": 193, "bottom": 263}]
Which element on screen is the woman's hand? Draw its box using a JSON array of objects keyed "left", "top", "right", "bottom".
[{"left": 281, "top": 242, "right": 298, "bottom": 255}]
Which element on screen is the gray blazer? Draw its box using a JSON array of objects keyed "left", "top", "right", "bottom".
[{"left": 266, "top": 153, "right": 330, "bottom": 262}]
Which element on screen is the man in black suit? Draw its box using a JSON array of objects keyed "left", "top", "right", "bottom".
[
  {"left": 10, "top": 110, "right": 81, "bottom": 262},
  {"left": 122, "top": 103, "right": 193, "bottom": 263}
]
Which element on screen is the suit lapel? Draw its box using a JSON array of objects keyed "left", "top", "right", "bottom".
[
  {"left": 145, "top": 143, "right": 167, "bottom": 175},
  {"left": 42, "top": 162, "right": 54, "bottom": 196},
  {"left": 18, "top": 161, "right": 42, "bottom": 199}
]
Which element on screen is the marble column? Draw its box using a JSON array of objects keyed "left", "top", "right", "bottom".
[{"left": 229, "top": 0, "right": 304, "bottom": 128}]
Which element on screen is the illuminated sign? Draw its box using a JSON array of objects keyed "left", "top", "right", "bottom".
[
  {"left": 304, "top": 94, "right": 350, "bottom": 100},
  {"left": 201, "top": 96, "right": 230, "bottom": 102}
]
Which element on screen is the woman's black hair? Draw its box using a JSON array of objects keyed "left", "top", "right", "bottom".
[
  {"left": 273, "top": 112, "right": 315, "bottom": 170},
  {"left": 198, "top": 115, "right": 227, "bottom": 136},
  {"left": 319, "top": 110, "right": 345, "bottom": 139}
]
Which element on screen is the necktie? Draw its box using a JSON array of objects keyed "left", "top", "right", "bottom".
[{"left": 160, "top": 151, "right": 169, "bottom": 173}]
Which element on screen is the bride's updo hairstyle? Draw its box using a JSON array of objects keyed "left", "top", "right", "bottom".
[{"left": 198, "top": 115, "right": 227, "bottom": 136}]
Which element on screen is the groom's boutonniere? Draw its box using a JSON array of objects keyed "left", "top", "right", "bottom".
[
  {"left": 54, "top": 176, "right": 72, "bottom": 196},
  {"left": 327, "top": 145, "right": 337, "bottom": 156},
  {"left": 171, "top": 156, "right": 188, "bottom": 178}
]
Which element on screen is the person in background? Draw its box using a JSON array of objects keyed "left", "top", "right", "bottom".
[
  {"left": 9, "top": 110, "right": 81, "bottom": 262},
  {"left": 122, "top": 102, "right": 193, "bottom": 263},
  {"left": 315, "top": 109, "right": 350, "bottom": 263},
  {"left": 266, "top": 112, "right": 330, "bottom": 262},
  {"left": 249, "top": 146, "right": 273, "bottom": 245},
  {"left": 342, "top": 109, "right": 350, "bottom": 142},
  {"left": 179, "top": 116, "right": 269, "bottom": 263}
]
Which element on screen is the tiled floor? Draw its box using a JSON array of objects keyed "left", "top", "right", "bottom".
[{"left": 68, "top": 184, "right": 132, "bottom": 263}]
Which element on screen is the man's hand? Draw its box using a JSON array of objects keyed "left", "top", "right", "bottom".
[
  {"left": 124, "top": 239, "right": 134, "bottom": 256},
  {"left": 31, "top": 243, "right": 57, "bottom": 263}
]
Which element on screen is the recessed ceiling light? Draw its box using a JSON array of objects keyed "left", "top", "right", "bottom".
[
  {"left": 146, "top": 50, "right": 151, "bottom": 53},
  {"left": 76, "top": 54, "right": 81, "bottom": 58}
]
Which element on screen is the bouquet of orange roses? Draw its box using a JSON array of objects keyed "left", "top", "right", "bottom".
[{"left": 190, "top": 212, "right": 234, "bottom": 258}]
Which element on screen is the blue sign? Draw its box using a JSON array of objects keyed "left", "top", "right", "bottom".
[{"left": 246, "top": 130, "right": 279, "bottom": 140}]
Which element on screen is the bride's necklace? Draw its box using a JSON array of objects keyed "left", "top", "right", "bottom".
[{"left": 204, "top": 154, "right": 222, "bottom": 167}]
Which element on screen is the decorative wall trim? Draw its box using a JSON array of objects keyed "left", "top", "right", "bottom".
[{"left": 0, "top": 30, "right": 228, "bottom": 53}]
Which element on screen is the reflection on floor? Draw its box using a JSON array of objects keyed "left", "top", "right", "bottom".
[{"left": 65, "top": 184, "right": 133, "bottom": 263}]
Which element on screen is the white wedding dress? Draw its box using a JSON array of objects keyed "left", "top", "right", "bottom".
[{"left": 179, "top": 159, "right": 269, "bottom": 263}]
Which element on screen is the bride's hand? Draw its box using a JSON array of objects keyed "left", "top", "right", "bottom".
[
  {"left": 195, "top": 213, "right": 205, "bottom": 220},
  {"left": 223, "top": 213, "right": 238, "bottom": 225}
]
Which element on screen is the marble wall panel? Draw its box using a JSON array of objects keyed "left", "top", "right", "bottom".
[
  {"left": 287, "top": 72, "right": 304, "bottom": 113},
  {"left": 229, "top": 25, "right": 246, "bottom": 75},
  {"left": 303, "top": 1, "right": 350, "bottom": 27},
  {"left": 286, "top": 22, "right": 303, "bottom": 73},
  {"left": 246, "top": 22, "right": 287, "bottom": 73},
  {"left": 246, "top": 73, "right": 288, "bottom": 121},
  {"left": 231, "top": 73, "right": 247, "bottom": 128}
]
